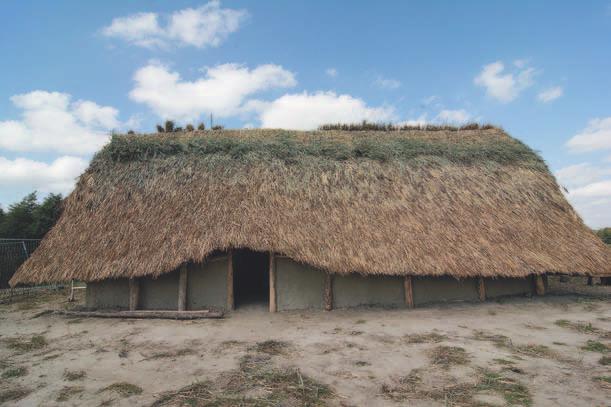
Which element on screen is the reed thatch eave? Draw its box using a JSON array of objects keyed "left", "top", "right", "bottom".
[{"left": 10, "top": 128, "right": 611, "bottom": 286}]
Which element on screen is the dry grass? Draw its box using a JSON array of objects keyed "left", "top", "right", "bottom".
[
  {"left": 56, "top": 386, "right": 84, "bottom": 402},
  {"left": 3, "top": 334, "right": 47, "bottom": 352},
  {"left": 248, "top": 340, "right": 291, "bottom": 355},
  {"left": 11, "top": 128, "right": 610, "bottom": 286},
  {"left": 100, "top": 382, "right": 143, "bottom": 397},
  {"left": 0, "top": 386, "right": 31, "bottom": 403},
  {"left": 152, "top": 352, "right": 333, "bottom": 406},
  {"left": 144, "top": 348, "right": 195, "bottom": 360},
  {"left": 63, "top": 369, "right": 86, "bottom": 381},
  {"left": 476, "top": 370, "right": 532, "bottom": 406},
  {"left": 555, "top": 319, "right": 603, "bottom": 334},
  {"left": 428, "top": 346, "right": 469, "bottom": 368},
  {"left": 381, "top": 367, "right": 531, "bottom": 406},
  {"left": 472, "top": 330, "right": 560, "bottom": 360},
  {"left": 404, "top": 332, "right": 447, "bottom": 344},
  {"left": 1, "top": 366, "right": 27, "bottom": 379}
]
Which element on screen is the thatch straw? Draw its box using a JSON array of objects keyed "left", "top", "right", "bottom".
[{"left": 10, "top": 128, "right": 610, "bottom": 285}]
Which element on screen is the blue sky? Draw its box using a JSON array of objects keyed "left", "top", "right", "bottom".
[{"left": 1, "top": 1, "right": 610, "bottom": 227}]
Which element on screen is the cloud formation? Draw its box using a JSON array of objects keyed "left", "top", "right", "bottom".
[
  {"left": 258, "top": 91, "right": 395, "bottom": 130},
  {"left": 374, "top": 76, "right": 401, "bottom": 90},
  {"left": 537, "top": 86, "right": 563, "bottom": 103},
  {"left": 435, "top": 109, "right": 471, "bottom": 124},
  {"left": 0, "top": 91, "right": 118, "bottom": 155},
  {"left": 0, "top": 156, "right": 88, "bottom": 197},
  {"left": 566, "top": 117, "right": 611, "bottom": 152},
  {"left": 102, "top": 1, "right": 247, "bottom": 49},
  {"left": 474, "top": 61, "right": 536, "bottom": 102},
  {"left": 129, "top": 63, "right": 297, "bottom": 121}
]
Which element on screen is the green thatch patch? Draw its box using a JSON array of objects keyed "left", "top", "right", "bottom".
[{"left": 93, "top": 129, "right": 546, "bottom": 171}]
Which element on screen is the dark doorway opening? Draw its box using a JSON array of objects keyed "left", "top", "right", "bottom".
[{"left": 233, "top": 249, "right": 269, "bottom": 308}]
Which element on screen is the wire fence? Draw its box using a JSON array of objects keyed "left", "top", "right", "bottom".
[{"left": 0, "top": 238, "right": 41, "bottom": 289}]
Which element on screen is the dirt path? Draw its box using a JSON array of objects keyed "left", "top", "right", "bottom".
[{"left": 0, "top": 285, "right": 609, "bottom": 406}]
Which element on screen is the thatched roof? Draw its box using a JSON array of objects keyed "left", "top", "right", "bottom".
[{"left": 11, "top": 127, "right": 611, "bottom": 285}]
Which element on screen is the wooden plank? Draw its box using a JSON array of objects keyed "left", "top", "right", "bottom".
[
  {"left": 535, "top": 274, "right": 546, "bottom": 296},
  {"left": 128, "top": 278, "right": 140, "bottom": 311},
  {"left": 324, "top": 272, "right": 333, "bottom": 311},
  {"left": 404, "top": 276, "right": 414, "bottom": 308},
  {"left": 55, "top": 310, "right": 223, "bottom": 320},
  {"left": 269, "top": 252, "right": 277, "bottom": 312},
  {"left": 227, "top": 250, "right": 234, "bottom": 311},
  {"left": 478, "top": 277, "right": 486, "bottom": 302},
  {"left": 178, "top": 265, "right": 188, "bottom": 311}
]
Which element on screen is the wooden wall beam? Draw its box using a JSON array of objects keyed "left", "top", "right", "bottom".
[
  {"left": 178, "top": 265, "right": 188, "bottom": 311},
  {"left": 269, "top": 252, "right": 277, "bottom": 312},
  {"left": 128, "top": 278, "right": 140, "bottom": 311},
  {"left": 324, "top": 272, "right": 333, "bottom": 311},
  {"left": 404, "top": 276, "right": 414, "bottom": 309},
  {"left": 478, "top": 277, "right": 486, "bottom": 302},
  {"left": 227, "top": 250, "right": 234, "bottom": 311},
  {"left": 535, "top": 274, "right": 546, "bottom": 296}
]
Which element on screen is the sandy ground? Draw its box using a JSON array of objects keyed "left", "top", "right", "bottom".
[{"left": 0, "top": 277, "right": 609, "bottom": 406}]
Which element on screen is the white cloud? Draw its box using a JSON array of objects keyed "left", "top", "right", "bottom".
[
  {"left": 566, "top": 117, "right": 611, "bottom": 152},
  {"left": 258, "top": 91, "right": 395, "bottom": 130},
  {"left": 102, "top": 1, "right": 247, "bottom": 49},
  {"left": 325, "top": 68, "right": 338, "bottom": 78},
  {"left": 398, "top": 114, "right": 429, "bottom": 127},
  {"left": 0, "top": 156, "right": 88, "bottom": 196},
  {"left": 374, "top": 76, "right": 401, "bottom": 90},
  {"left": 556, "top": 162, "right": 611, "bottom": 228},
  {"left": 556, "top": 163, "right": 611, "bottom": 189},
  {"left": 129, "top": 63, "right": 296, "bottom": 121},
  {"left": 537, "top": 86, "right": 563, "bottom": 103},
  {"left": 0, "top": 91, "right": 119, "bottom": 155},
  {"left": 435, "top": 109, "right": 471, "bottom": 124},
  {"left": 474, "top": 61, "right": 536, "bottom": 102}
]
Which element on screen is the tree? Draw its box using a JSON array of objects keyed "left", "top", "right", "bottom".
[
  {"left": 0, "top": 192, "right": 63, "bottom": 239},
  {"left": 31, "top": 193, "right": 63, "bottom": 238},
  {"left": 595, "top": 228, "right": 611, "bottom": 245},
  {"left": 197, "top": 122, "right": 206, "bottom": 131},
  {"left": 0, "top": 192, "right": 38, "bottom": 238},
  {"left": 156, "top": 124, "right": 165, "bottom": 133},
  {"left": 164, "top": 120, "right": 175, "bottom": 133}
]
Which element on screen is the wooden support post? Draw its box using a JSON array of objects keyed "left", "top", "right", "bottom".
[
  {"left": 227, "top": 251, "right": 234, "bottom": 311},
  {"left": 269, "top": 252, "right": 276, "bottom": 313},
  {"left": 587, "top": 276, "right": 593, "bottom": 286},
  {"left": 404, "top": 276, "right": 414, "bottom": 309},
  {"left": 178, "top": 264, "right": 188, "bottom": 311},
  {"left": 129, "top": 278, "right": 140, "bottom": 311},
  {"left": 477, "top": 277, "right": 486, "bottom": 302},
  {"left": 324, "top": 272, "right": 333, "bottom": 311},
  {"left": 535, "top": 274, "right": 545, "bottom": 296}
]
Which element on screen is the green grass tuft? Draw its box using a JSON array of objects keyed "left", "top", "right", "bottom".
[
  {"left": 582, "top": 340, "right": 609, "bottom": 353},
  {"left": 1, "top": 367, "right": 27, "bottom": 379}
]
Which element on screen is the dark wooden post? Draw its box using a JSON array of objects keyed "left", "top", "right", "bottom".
[
  {"left": 178, "top": 265, "right": 188, "bottom": 311},
  {"left": 535, "top": 274, "right": 546, "bottom": 296},
  {"left": 227, "top": 251, "right": 234, "bottom": 311},
  {"left": 129, "top": 278, "right": 140, "bottom": 311},
  {"left": 404, "top": 276, "right": 414, "bottom": 308},
  {"left": 269, "top": 252, "right": 276, "bottom": 312},
  {"left": 478, "top": 277, "right": 486, "bottom": 302},
  {"left": 324, "top": 272, "right": 333, "bottom": 311}
]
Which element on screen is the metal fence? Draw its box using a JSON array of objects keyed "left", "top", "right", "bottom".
[{"left": 0, "top": 238, "right": 41, "bottom": 289}]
